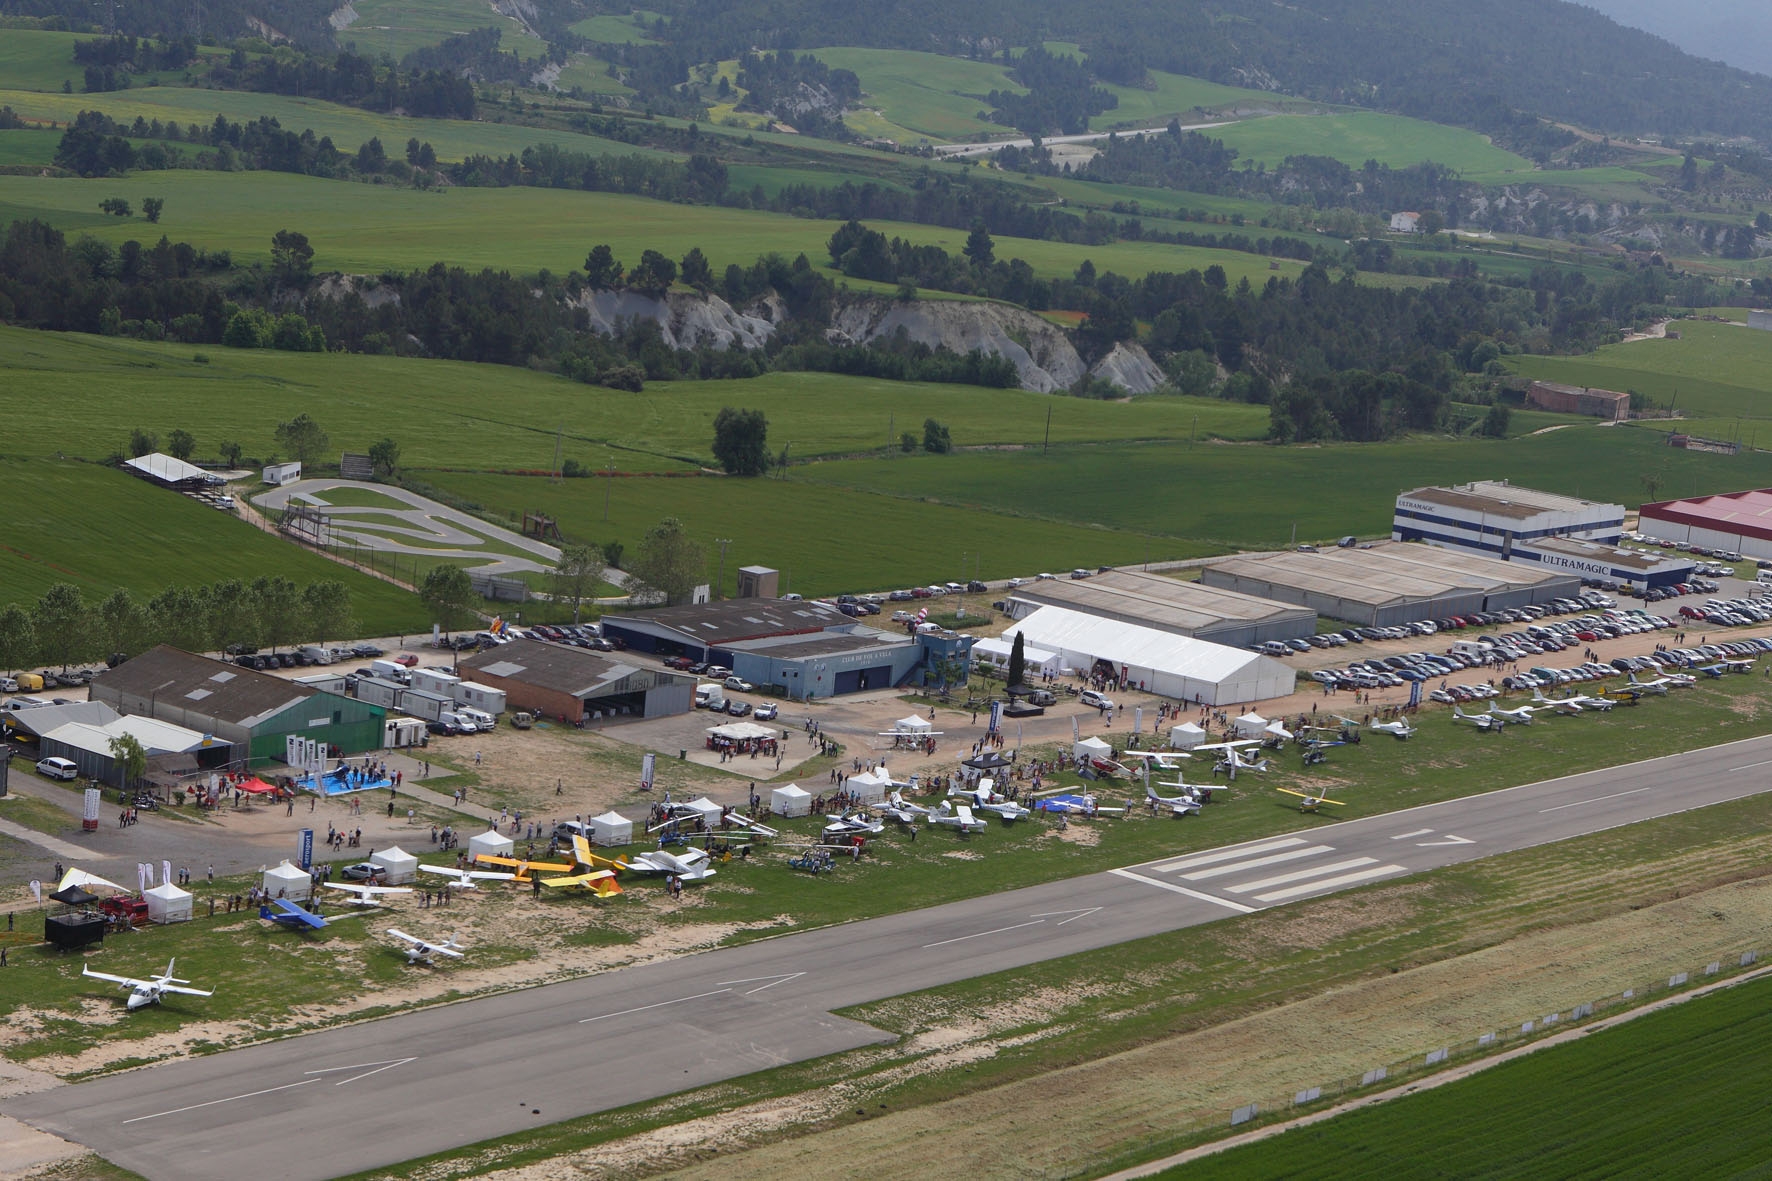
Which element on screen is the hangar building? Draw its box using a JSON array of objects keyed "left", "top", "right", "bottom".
[
  {"left": 1003, "top": 568, "right": 1315, "bottom": 647},
  {"left": 1639, "top": 488, "right": 1772, "bottom": 563},
  {"left": 1000, "top": 606, "right": 1294, "bottom": 705},
  {"left": 1392, "top": 480, "right": 1625, "bottom": 554},
  {"left": 1202, "top": 542, "right": 1579, "bottom": 627},
  {"left": 458, "top": 639, "right": 695, "bottom": 723}
]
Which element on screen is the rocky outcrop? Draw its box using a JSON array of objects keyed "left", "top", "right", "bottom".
[
  {"left": 828, "top": 298, "right": 1088, "bottom": 393},
  {"left": 567, "top": 289, "right": 781, "bottom": 351},
  {"left": 1089, "top": 341, "right": 1167, "bottom": 394}
]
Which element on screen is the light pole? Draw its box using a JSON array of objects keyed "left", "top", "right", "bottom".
[{"left": 714, "top": 538, "right": 732, "bottom": 600}]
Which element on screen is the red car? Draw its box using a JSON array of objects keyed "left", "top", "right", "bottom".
[
  {"left": 663, "top": 656, "right": 695, "bottom": 670},
  {"left": 393, "top": 653, "right": 418, "bottom": 667}
]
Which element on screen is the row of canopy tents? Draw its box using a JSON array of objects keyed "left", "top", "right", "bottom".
[
  {"left": 771, "top": 765, "right": 894, "bottom": 816},
  {"left": 51, "top": 867, "right": 194, "bottom": 924}
]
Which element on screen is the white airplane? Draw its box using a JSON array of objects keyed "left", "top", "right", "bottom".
[
  {"left": 1487, "top": 702, "right": 1536, "bottom": 725},
  {"left": 882, "top": 791, "right": 931, "bottom": 824},
  {"left": 1724, "top": 658, "right": 1756, "bottom": 674},
  {"left": 1369, "top": 717, "right": 1415, "bottom": 739},
  {"left": 386, "top": 928, "right": 464, "bottom": 965},
  {"left": 1625, "top": 673, "right": 1670, "bottom": 695},
  {"left": 1120, "top": 751, "right": 1192, "bottom": 771},
  {"left": 1144, "top": 781, "right": 1201, "bottom": 817},
  {"left": 418, "top": 865, "right": 516, "bottom": 890},
  {"left": 928, "top": 801, "right": 988, "bottom": 833},
  {"left": 621, "top": 847, "right": 717, "bottom": 881},
  {"left": 1277, "top": 787, "right": 1347, "bottom": 813},
  {"left": 1453, "top": 706, "right": 1505, "bottom": 731},
  {"left": 822, "top": 813, "right": 885, "bottom": 840},
  {"left": 951, "top": 783, "right": 1033, "bottom": 822},
  {"left": 82, "top": 959, "right": 214, "bottom": 1011},
  {"left": 1532, "top": 688, "right": 1611, "bottom": 714},
  {"left": 322, "top": 881, "right": 415, "bottom": 907},
  {"left": 1210, "top": 746, "right": 1272, "bottom": 778}
]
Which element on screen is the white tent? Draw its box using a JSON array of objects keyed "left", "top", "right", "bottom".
[
  {"left": 1074, "top": 736, "right": 1114, "bottom": 763},
  {"left": 58, "top": 868, "right": 128, "bottom": 894},
  {"left": 892, "top": 714, "right": 932, "bottom": 734},
  {"left": 1168, "top": 721, "right": 1207, "bottom": 749},
  {"left": 262, "top": 860, "right": 312, "bottom": 902},
  {"left": 1233, "top": 713, "right": 1269, "bottom": 738},
  {"left": 847, "top": 766, "right": 892, "bottom": 804},
  {"left": 468, "top": 830, "right": 514, "bottom": 861},
  {"left": 1001, "top": 606, "right": 1296, "bottom": 705},
  {"left": 589, "top": 810, "right": 634, "bottom": 847},
  {"left": 771, "top": 783, "right": 812, "bottom": 817},
  {"left": 682, "top": 796, "right": 724, "bottom": 826},
  {"left": 370, "top": 845, "right": 419, "bottom": 885},
  {"left": 144, "top": 882, "right": 193, "bottom": 924},
  {"left": 970, "top": 635, "right": 1062, "bottom": 676}
]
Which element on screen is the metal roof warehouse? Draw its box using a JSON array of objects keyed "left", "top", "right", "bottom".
[
  {"left": 1640, "top": 488, "right": 1772, "bottom": 562},
  {"left": 1003, "top": 568, "right": 1315, "bottom": 647}
]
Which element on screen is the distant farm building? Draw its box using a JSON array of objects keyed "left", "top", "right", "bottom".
[
  {"left": 1747, "top": 310, "right": 1772, "bottom": 331},
  {"left": 1388, "top": 212, "right": 1421, "bottom": 233},
  {"left": 1525, "top": 380, "right": 1629, "bottom": 422}
]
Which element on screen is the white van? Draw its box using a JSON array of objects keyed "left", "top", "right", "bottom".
[
  {"left": 37, "top": 756, "right": 79, "bottom": 781},
  {"left": 2, "top": 696, "right": 50, "bottom": 714},
  {"left": 298, "top": 646, "right": 333, "bottom": 665},
  {"left": 695, "top": 683, "right": 726, "bottom": 709},
  {"left": 1450, "top": 639, "right": 1494, "bottom": 660},
  {"left": 455, "top": 706, "right": 496, "bottom": 730},
  {"left": 1755, "top": 569, "right": 1772, "bottom": 589}
]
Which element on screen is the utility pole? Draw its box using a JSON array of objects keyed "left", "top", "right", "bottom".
[
  {"left": 1043, "top": 405, "right": 1052, "bottom": 457},
  {"left": 714, "top": 538, "right": 732, "bottom": 600},
  {"left": 603, "top": 459, "right": 613, "bottom": 523}
]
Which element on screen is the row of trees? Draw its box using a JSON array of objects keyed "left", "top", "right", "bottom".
[{"left": 3, "top": 578, "right": 354, "bottom": 674}]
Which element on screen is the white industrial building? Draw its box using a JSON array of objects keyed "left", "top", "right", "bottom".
[
  {"left": 1392, "top": 480, "right": 1625, "bottom": 555},
  {"left": 1002, "top": 568, "right": 1315, "bottom": 647},
  {"left": 998, "top": 606, "right": 1295, "bottom": 705}
]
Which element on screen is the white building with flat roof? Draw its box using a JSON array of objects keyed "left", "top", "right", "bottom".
[{"left": 1392, "top": 480, "right": 1624, "bottom": 558}]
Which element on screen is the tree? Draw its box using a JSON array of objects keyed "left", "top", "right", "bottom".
[
  {"left": 251, "top": 575, "right": 304, "bottom": 653},
  {"left": 95, "top": 588, "right": 145, "bottom": 659},
  {"left": 711, "top": 407, "right": 770, "bottom": 476},
  {"left": 583, "top": 244, "right": 623, "bottom": 289},
  {"left": 148, "top": 585, "right": 207, "bottom": 652},
  {"left": 680, "top": 247, "right": 713, "bottom": 291},
  {"left": 963, "top": 221, "right": 995, "bottom": 268},
  {"left": 0, "top": 603, "right": 35, "bottom": 673},
  {"left": 218, "top": 439, "right": 242, "bottom": 467},
  {"left": 368, "top": 437, "right": 401, "bottom": 478},
  {"left": 630, "top": 517, "right": 705, "bottom": 605},
  {"left": 420, "top": 564, "right": 478, "bottom": 639},
  {"left": 628, "top": 249, "right": 677, "bottom": 296},
  {"left": 205, "top": 578, "right": 258, "bottom": 652},
  {"left": 549, "top": 544, "right": 606, "bottom": 624},
  {"left": 270, "top": 229, "right": 314, "bottom": 283},
  {"left": 1417, "top": 209, "right": 1445, "bottom": 236},
  {"left": 141, "top": 196, "right": 163, "bottom": 223},
  {"left": 302, "top": 580, "right": 353, "bottom": 645},
  {"left": 166, "top": 428, "right": 195, "bottom": 461},
  {"left": 274, "top": 413, "right": 329, "bottom": 468},
  {"left": 98, "top": 196, "right": 132, "bottom": 217},
  {"left": 108, "top": 732, "right": 147, "bottom": 790},
  {"left": 32, "top": 583, "right": 88, "bottom": 670},
  {"left": 1007, "top": 631, "right": 1026, "bottom": 690},
  {"left": 1641, "top": 469, "right": 1667, "bottom": 502},
  {"left": 1480, "top": 402, "right": 1511, "bottom": 438},
  {"left": 923, "top": 418, "right": 952, "bottom": 454},
  {"left": 128, "top": 427, "right": 158, "bottom": 457}
]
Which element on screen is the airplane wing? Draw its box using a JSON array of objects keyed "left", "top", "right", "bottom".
[
  {"left": 160, "top": 983, "right": 215, "bottom": 997},
  {"left": 386, "top": 928, "right": 422, "bottom": 946},
  {"left": 81, "top": 967, "right": 143, "bottom": 988},
  {"left": 466, "top": 870, "right": 516, "bottom": 881},
  {"left": 419, "top": 865, "right": 465, "bottom": 879},
  {"left": 323, "top": 882, "right": 413, "bottom": 896},
  {"left": 273, "top": 900, "right": 329, "bottom": 928},
  {"left": 573, "top": 836, "right": 597, "bottom": 866}
]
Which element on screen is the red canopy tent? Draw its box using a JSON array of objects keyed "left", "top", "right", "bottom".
[{"left": 236, "top": 777, "right": 279, "bottom": 795}]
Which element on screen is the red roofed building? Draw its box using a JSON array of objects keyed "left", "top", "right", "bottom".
[{"left": 1639, "top": 488, "right": 1772, "bottom": 559}]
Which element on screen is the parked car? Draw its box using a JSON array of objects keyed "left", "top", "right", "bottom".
[
  {"left": 37, "top": 756, "right": 79, "bottom": 781},
  {"left": 663, "top": 656, "right": 696, "bottom": 670},
  {"left": 1079, "top": 689, "right": 1115, "bottom": 710},
  {"left": 726, "top": 699, "right": 752, "bottom": 716},
  {"left": 966, "top": 580, "right": 988, "bottom": 593},
  {"left": 723, "top": 676, "right": 754, "bottom": 692},
  {"left": 341, "top": 862, "right": 388, "bottom": 883},
  {"left": 753, "top": 703, "right": 779, "bottom": 721}
]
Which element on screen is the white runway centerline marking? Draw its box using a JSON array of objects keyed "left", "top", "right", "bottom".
[
  {"left": 921, "top": 919, "right": 1046, "bottom": 949},
  {"left": 1728, "top": 758, "right": 1772, "bottom": 772},
  {"left": 1107, "top": 868, "right": 1257, "bottom": 912},
  {"left": 1179, "top": 845, "right": 1334, "bottom": 881},
  {"left": 123, "top": 1079, "right": 320, "bottom": 1124},
  {"left": 1539, "top": 786, "right": 1654, "bottom": 813},
  {"left": 1252, "top": 864, "right": 1408, "bottom": 903},
  {"left": 1226, "top": 857, "right": 1378, "bottom": 895},
  {"left": 580, "top": 988, "right": 732, "bottom": 1023},
  {"left": 1148, "top": 838, "right": 1307, "bottom": 875}
]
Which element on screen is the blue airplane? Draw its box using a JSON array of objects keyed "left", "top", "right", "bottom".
[{"left": 259, "top": 898, "right": 358, "bottom": 930}]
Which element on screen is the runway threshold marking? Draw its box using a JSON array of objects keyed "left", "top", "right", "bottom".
[
  {"left": 716, "top": 972, "right": 805, "bottom": 995},
  {"left": 1539, "top": 786, "right": 1655, "bottom": 814},
  {"left": 123, "top": 1079, "right": 321, "bottom": 1124},
  {"left": 1147, "top": 837, "right": 1308, "bottom": 875},
  {"left": 1179, "top": 845, "right": 1334, "bottom": 881},
  {"left": 1226, "top": 857, "right": 1378, "bottom": 895},
  {"left": 1251, "top": 864, "right": 1409, "bottom": 903},
  {"left": 580, "top": 988, "right": 734, "bottom": 1023},
  {"left": 1728, "top": 758, "right": 1772, "bottom": 772},
  {"left": 1106, "top": 868, "right": 1258, "bottom": 913},
  {"left": 304, "top": 1058, "right": 417, "bottom": 1085}
]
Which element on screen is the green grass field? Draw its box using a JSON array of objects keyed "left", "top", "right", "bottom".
[
  {"left": 567, "top": 12, "right": 663, "bottom": 44},
  {"left": 0, "top": 30, "right": 230, "bottom": 93},
  {"left": 1213, "top": 111, "right": 1532, "bottom": 173},
  {"left": 1509, "top": 319, "right": 1772, "bottom": 422},
  {"left": 810, "top": 48, "right": 1021, "bottom": 143},
  {"left": 338, "top": 0, "right": 549, "bottom": 63},
  {"left": 0, "top": 456, "right": 427, "bottom": 630},
  {"left": 1093, "top": 70, "right": 1292, "bottom": 130},
  {"left": 1183, "top": 973, "right": 1772, "bottom": 1179},
  {"left": 0, "top": 169, "right": 1321, "bottom": 287},
  {"left": 0, "top": 127, "right": 57, "bottom": 165},
  {"left": 794, "top": 424, "right": 1772, "bottom": 549},
  {"left": 0, "top": 326, "right": 1269, "bottom": 475}
]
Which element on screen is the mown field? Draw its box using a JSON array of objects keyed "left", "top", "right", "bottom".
[
  {"left": 1509, "top": 318, "right": 1772, "bottom": 423},
  {"left": 337, "top": 0, "right": 549, "bottom": 62},
  {"left": 0, "top": 169, "right": 1324, "bottom": 286},
  {"left": 0, "top": 29, "right": 231, "bottom": 93},
  {"left": 795, "top": 424, "right": 1772, "bottom": 549},
  {"left": 1211, "top": 111, "right": 1532, "bottom": 173},
  {"left": 1185, "top": 972, "right": 1772, "bottom": 1179},
  {"left": 0, "top": 457, "right": 427, "bottom": 630},
  {"left": 0, "top": 327, "right": 1269, "bottom": 473},
  {"left": 810, "top": 48, "right": 1022, "bottom": 143}
]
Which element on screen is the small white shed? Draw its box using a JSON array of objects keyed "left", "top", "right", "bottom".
[
  {"left": 1168, "top": 721, "right": 1207, "bottom": 749},
  {"left": 771, "top": 783, "right": 812, "bottom": 817},
  {"left": 1233, "top": 712, "right": 1270, "bottom": 739},
  {"left": 144, "top": 882, "right": 193, "bottom": 924},
  {"left": 1074, "top": 736, "right": 1114, "bottom": 763},
  {"left": 262, "top": 860, "right": 312, "bottom": 902},
  {"left": 467, "top": 829, "right": 514, "bottom": 861},
  {"left": 682, "top": 796, "right": 723, "bottom": 826},
  {"left": 588, "top": 810, "right": 634, "bottom": 847},
  {"left": 371, "top": 845, "right": 419, "bottom": 885},
  {"left": 847, "top": 766, "right": 892, "bottom": 804},
  {"left": 893, "top": 714, "right": 933, "bottom": 734}
]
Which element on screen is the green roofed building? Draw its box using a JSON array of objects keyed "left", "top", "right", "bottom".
[{"left": 90, "top": 645, "right": 387, "bottom": 766}]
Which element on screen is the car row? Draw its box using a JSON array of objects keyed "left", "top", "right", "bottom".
[{"left": 1678, "top": 596, "right": 1772, "bottom": 627}]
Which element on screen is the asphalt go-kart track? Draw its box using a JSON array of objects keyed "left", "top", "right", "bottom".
[{"left": 13, "top": 732, "right": 1772, "bottom": 1181}]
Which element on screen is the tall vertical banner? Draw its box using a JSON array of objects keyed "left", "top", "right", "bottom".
[
  {"left": 1134, "top": 706, "right": 1144, "bottom": 735},
  {"left": 1408, "top": 679, "right": 1422, "bottom": 708},
  {"left": 988, "top": 700, "right": 1004, "bottom": 735},
  {"left": 299, "top": 828, "right": 314, "bottom": 870},
  {"left": 1072, "top": 715, "right": 1080, "bottom": 742},
  {"left": 82, "top": 787, "right": 100, "bottom": 831},
  {"left": 162, "top": 860, "right": 172, "bottom": 888},
  {"left": 640, "top": 753, "right": 656, "bottom": 792}
]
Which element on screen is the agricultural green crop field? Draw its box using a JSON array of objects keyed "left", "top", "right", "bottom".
[
  {"left": 0, "top": 30, "right": 230, "bottom": 93},
  {"left": 796, "top": 424, "right": 1772, "bottom": 549},
  {"left": 338, "top": 0, "right": 549, "bottom": 63},
  {"left": 553, "top": 54, "right": 637, "bottom": 96},
  {"left": 0, "top": 85, "right": 671, "bottom": 165},
  {"left": 0, "top": 127, "right": 56, "bottom": 165},
  {"left": 1184, "top": 973, "right": 1772, "bottom": 1179},
  {"left": 1509, "top": 320, "right": 1772, "bottom": 422},
  {"left": 811, "top": 48, "right": 1021, "bottom": 143},
  {"left": 0, "top": 169, "right": 1320, "bottom": 286},
  {"left": 568, "top": 12, "right": 663, "bottom": 43},
  {"left": 0, "top": 456, "right": 427, "bottom": 630},
  {"left": 0, "top": 327, "right": 1268, "bottom": 473},
  {"left": 1093, "top": 70, "right": 1292, "bottom": 130},
  {"left": 1212, "top": 111, "right": 1532, "bottom": 173}
]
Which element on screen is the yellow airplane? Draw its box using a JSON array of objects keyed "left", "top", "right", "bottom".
[
  {"left": 1277, "top": 787, "right": 1346, "bottom": 813},
  {"left": 539, "top": 869, "right": 623, "bottom": 898},
  {"left": 472, "top": 854, "right": 572, "bottom": 883}
]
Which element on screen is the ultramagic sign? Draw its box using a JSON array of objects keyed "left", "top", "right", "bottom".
[
  {"left": 1531, "top": 549, "right": 1616, "bottom": 578},
  {"left": 1395, "top": 499, "right": 1445, "bottom": 517}
]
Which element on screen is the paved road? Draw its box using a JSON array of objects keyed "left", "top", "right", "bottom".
[
  {"left": 13, "top": 731, "right": 1772, "bottom": 1180},
  {"left": 932, "top": 120, "right": 1231, "bottom": 157}
]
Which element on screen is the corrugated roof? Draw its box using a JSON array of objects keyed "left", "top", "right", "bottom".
[
  {"left": 460, "top": 638, "right": 689, "bottom": 697},
  {"left": 1208, "top": 542, "right": 1563, "bottom": 607},
  {"left": 614, "top": 598, "right": 848, "bottom": 644},
  {"left": 1399, "top": 480, "right": 1620, "bottom": 521},
  {"left": 95, "top": 646, "right": 316, "bottom": 726},
  {"left": 123, "top": 452, "right": 211, "bottom": 484},
  {"left": 1008, "top": 568, "right": 1312, "bottom": 634}
]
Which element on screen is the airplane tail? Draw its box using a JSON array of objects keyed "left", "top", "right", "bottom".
[{"left": 258, "top": 905, "right": 273, "bottom": 919}]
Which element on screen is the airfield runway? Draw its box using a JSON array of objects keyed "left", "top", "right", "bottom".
[{"left": 13, "top": 730, "right": 1772, "bottom": 1180}]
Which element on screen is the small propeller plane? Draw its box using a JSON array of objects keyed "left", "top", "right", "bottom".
[
  {"left": 321, "top": 881, "right": 415, "bottom": 907},
  {"left": 1453, "top": 707, "right": 1505, "bottom": 731},
  {"left": 1120, "top": 750, "right": 1193, "bottom": 771},
  {"left": 1630, "top": 671, "right": 1694, "bottom": 693},
  {"left": 1277, "top": 787, "right": 1346, "bottom": 813},
  {"left": 471, "top": 854, "right": 573, "bottom": 882},
  {"left": 259, "top": 898, "right": 363, "bottom": 930},
  {"left": 541, "top": 869, "right": 624, "bottom": 897},
  {"left": 928, "top": 800, "right": 988, "bottom": 833},
  {"left": 620, "top": 847, "right": 717, "bottom": 881},
  {"left": 1369, "top": 717, "right": 1416, "bottom": 739},
  {"left": 1488, "top": 701, "right": 1537, "bottom": 724},
  {"left": 386, "top": 928, "right": 465, "bottom": 965},
  {"left": 418, "top": 865, "right": 515, "bottom": 890},
  {"left": 1144, "top": 781, "right": 1201, "bottom": 817},
  {"left": 822, "top": 812, "right": 886, "bottom": 840},
  {"left": 882, "top": 791, "right": 931, "bottom": 824},
  {"left": 82, "top": 959, "right": 214, "bottom": 1011},
  {"left": 1532, "top": 688, "right": 1612, "bottom": 714},
  {"left": 1694, "top": 663, "right": 1728, "bottom": 679},
  {"left": 1724, "top": 658, "right": 1756, "bottom": 674}
]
